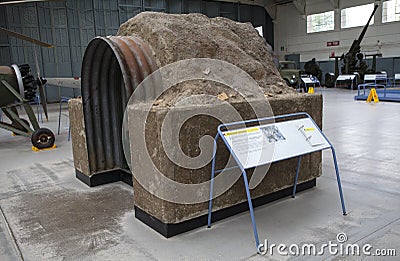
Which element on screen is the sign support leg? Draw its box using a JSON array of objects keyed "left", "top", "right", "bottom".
[
  {"left": 206, "top": 113, "right": 348, "bottom": 251},
  {"left": 331, "top": 147, "right": 347, "bottom": 215},
  {"left": 241, "top": 169, "right": 260, "bottom": 248},
  {"left": 207, "top": 133, "right": 220, "bottom": 228},
  {"left": 292, "top": 156, "right": 302, "bottom": 198}
]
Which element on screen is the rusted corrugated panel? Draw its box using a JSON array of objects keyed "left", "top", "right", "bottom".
[{"left": 81, "top": 36, "right": 157, "bottom": 174}]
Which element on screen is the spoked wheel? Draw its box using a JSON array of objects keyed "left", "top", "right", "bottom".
[{"left": 31, "top": 128, "right": 55, "bottom": 149}]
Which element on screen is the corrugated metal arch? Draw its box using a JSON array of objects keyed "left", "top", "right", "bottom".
[{"left": 81, "top": 36, "right": 158, "bottom": 173}]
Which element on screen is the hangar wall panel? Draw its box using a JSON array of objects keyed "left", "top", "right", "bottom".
[
  {"left": 38, "top": 1, "right": 73, "bottom": 101},
  {"left": 0, "top": 8, "right": 11, "bottom": 66},
  {"left": 93, "top": 0, "right": 120, "bottom": 36},
  {"left": 5, "top": 4, "right": 42, "bottom": 73},
  {"left": 67, "top": 0, "right": 96, "bottom": 77},
  {"left": 394, "top": 58, "right": 400, "bottom": 74},
  {"left": 118, "top": 0, "right": 143, "bottom": 24}
]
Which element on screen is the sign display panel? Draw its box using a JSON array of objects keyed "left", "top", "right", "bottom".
[
  {"left": 222, "top": 118, "right": 330, "bottom": 169},
  {"left": 337, "top": 75, "right": 356, "bottom": 81},
  {"left": 327, "top": 41, "right": 340, "bottom": 46}
]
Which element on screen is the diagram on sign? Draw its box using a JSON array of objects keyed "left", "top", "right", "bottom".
[
  {"left": 260, "top": 125, "right": 286, "bottom": 143},
  {"left": 297, "top": 124, "right": 326, "bottom": 147}
]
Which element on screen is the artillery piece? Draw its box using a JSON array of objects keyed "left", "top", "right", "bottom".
[{"left": 325, "top": 4, "right": 379, "bottom": 87}]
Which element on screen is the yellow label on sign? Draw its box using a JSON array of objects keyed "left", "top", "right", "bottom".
[
  {"left": 304, "top": 127, "right": 315, "bottom": 131},
  {"left": 224, "top": 127, "right": 259, "bottom": 136},
  {"left": 367, "top": 88, "right": 379, "bottom": 103}
]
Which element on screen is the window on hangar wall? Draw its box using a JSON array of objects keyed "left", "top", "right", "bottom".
[
  {"left": 341, "top": 3, "right": 375, "bottom": 29},
  {"left": 306, "top": 10, "right": 334, "bottom": 33},
  {"left": 382, "top": 0, "right": 400, "bottom": 23}
]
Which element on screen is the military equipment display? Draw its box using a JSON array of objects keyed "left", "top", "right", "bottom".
[
  {"left": 0, "top": 64, "right": 55, "bottom": 149},
  {"left": 279, "top": 61, "right": 300, "bottom": 87},
  {"left": 325, "top": 4, "right": 379, "bottom": 87},
  {"left": 304, "top": 58, "right": 322, "bottom": 82}
]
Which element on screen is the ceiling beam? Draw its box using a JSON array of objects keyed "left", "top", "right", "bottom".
[
  {"left": 260, "top": 0, "right": 277, "bottom": 20},
  {"left": 292, "top": 0, "right": 306, "bottom": 15},
  {"left": 329, "top": 0, "right": 339, "bottom": 9}
]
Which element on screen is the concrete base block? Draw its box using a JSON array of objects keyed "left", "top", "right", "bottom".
[
  {"left": 135, "top": 179, "right": 316, "bottom": 237},
  {"left": 75, "top": 169, "right": 133, "bottom": 187},
  {"left": 128, "top": 94, "right": 323, "bottom": 235}
]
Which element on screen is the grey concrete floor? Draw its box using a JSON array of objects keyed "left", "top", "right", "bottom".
[{"left": 0, "top": 88, "right": 399, "bottom": 260}]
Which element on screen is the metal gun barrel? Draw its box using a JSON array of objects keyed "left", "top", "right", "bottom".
[{"left": 349, "top": 4, "right": 379, "bottom": 53}]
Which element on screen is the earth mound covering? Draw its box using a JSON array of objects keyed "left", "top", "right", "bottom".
[{"left": 117, "top": 12, "right": 297, "bottom": 106}]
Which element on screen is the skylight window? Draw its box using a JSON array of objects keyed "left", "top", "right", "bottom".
[
  {"left": 382, "top": 0, "right": 400, "bottom": 23},
  {"left": 307, "top": 11, "right": 335, "bottom": 33},
  {"left": 341, "top": 3, "right": 375, "bottom": 28}
]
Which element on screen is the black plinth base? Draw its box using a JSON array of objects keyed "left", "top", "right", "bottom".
[
  {"left": 135, "top": 178, "right": 316, "bottom": 238},
  {"left": 76, "top": 168, "right": 133, "bottom": 187}
]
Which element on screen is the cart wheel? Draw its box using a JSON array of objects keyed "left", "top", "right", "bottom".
[
  {"left": 12, "top": 118, "right": 30, "bottom": 135},
  {"left": 31, "top": 128, "right": 55, "bottom": 149}
]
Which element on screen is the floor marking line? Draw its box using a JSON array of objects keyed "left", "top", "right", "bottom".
[
  {"left": 0, "top": 205, "right": 24, "bottom": 261},
  {"left": 353, "top": 216, "right": 400, "bottom": 245}
]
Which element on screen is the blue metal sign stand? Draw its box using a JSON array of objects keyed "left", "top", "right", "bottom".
[{"left": 207, "top": 112, "right": 347, "bottom": 250}]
